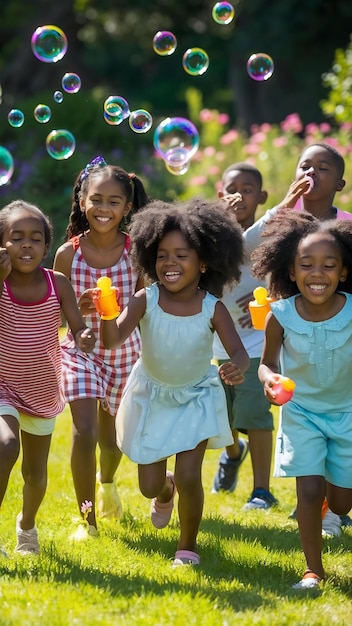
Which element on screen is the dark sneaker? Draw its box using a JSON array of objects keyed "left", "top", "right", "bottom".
[
  {"left": 212, "top": 439, "right": 249, "bottom": 493},
  {"left": 340, "top": 514, "right": 352, "bottom": 527},
  {"left": 242, "top": 488, "right": 278, "bottom": 510}
]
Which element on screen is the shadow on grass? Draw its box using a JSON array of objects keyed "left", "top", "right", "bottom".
[{"left": 0, "top": 513, "right": 350, "bottom": 612}]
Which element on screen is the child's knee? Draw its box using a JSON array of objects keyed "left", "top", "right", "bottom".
[{"left": 0, "top": 436, "right": 20, "bottom": 468}]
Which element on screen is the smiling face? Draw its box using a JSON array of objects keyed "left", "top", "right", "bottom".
[
  {"left": 3, "top": 209, "right": 48, "bottom": 272},
  {"left": 80, "top": 172, "right": 132, "bottom": 233},
  {"left": 289, "top": 232, "right": 347, "bottom": 306},
  {"left": 155, "top": 229, "right": 205, "bottom": 294}
]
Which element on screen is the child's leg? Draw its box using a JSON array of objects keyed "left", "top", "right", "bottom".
[
  {"left": 138, "top": 459, "right": 169, "bottom": 499},
  {"left": 247, "top": 429, "right": 272, "bottom": 491},
  {"left": 296, "top": 475, "right": 326, "bottom": 580},
  {"left": 326, "top": 483, "right": 352, "bottom": 516},
  {"left": 20, "top": 431, "right": 52, "bottom": 529},
  {"left": 175, "top": 440, "right": 208, "bottom": 553},
  {"left": 98, "top": 405, "right": 123, "bottom": 483},
  {"left": 70, "top": 398, "right": 98, "bottom": 527},
  {"left": 0, "top": 413, "right": 20, "bottom": 507}
]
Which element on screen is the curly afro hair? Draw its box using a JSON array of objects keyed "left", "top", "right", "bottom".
[
  {"left": 251, "top": 209, "right": 352, "bottom": 298},
  {"left": 129, "top": 197, "right": 245, "bottom": 298}
]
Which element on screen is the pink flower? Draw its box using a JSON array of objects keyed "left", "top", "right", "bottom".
[
  {"left": 81, "top": 500, "right": 92, "bottom": 521},
  {"left": 209, "top": 165, "right": 220, "bottom": 175},
  {"left": 220, "top": 129, "right": 239, "bottom": 145},
  {"left": 189, "top": 176, "right": 207, "bottom": 186},
  {"left": 218, "top": 113, "right": 230, "bottom": 125},
  {"left": 305, "top": 123, "right": 319, "bottom": 135},
  {"left": 280, "top": 113, "right": 303, "bottom": 134},
  {"left": 204, "top": 146, "right": 216, "bottom": 157},
  {"left": 319, "top": 122, "right": 331, "bottom": 133},
  {"left": 273, "top": 137, "right": 288, "bottom": 147},
  {"left": 199, "top": 109, "right": 214, "bottom": 123}
]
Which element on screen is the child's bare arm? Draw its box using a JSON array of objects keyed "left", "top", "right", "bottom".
[{"left": 212, "top": 301, "right": 250, "bottom": 385}]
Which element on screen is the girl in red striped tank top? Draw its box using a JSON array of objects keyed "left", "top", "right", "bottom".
[
  {"left": 53, "top": 157, "right": 148, "bottom": 539},
  {"left": 0, "top": 200, "right": 96, "bottom": 557}
]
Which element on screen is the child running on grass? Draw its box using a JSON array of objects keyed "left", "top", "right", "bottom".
[
  {"left": 252, "top": 210, "right": 352, "bottom": 590},
  {"left": 212, "top": 162, "right": 278, "bottom": 511},
  {"left": 0, "top": 200, "right": 95, "bottom": 556},
  {"left": 80, "top": 197, "right": 250, "bottom": 567},
  {"left": 53, "top": 157, "right": 148, "bottom": 539}
]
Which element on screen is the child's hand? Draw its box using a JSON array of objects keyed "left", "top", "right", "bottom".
[
  {"left": 78, "top": 288, "right": 100, "bottom": 316},
  {"left": 221, "top": 192, "right": 243, "bottom": 212},
  {"left": 218, "top": 362, "right": 245, "bottom": 386},
  {"left": 278, "top": 177, "right": 312, "bottom": 209},
  {"left": 262, "top": 373, "right": 285, "bottom": 404},
  {"left": 74, "top": 327, "right": 96, "bottom": 353},
  {"left": 0, "top": 247, "right": 12, "bottom": 281}
]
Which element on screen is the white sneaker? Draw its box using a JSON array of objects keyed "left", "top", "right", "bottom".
[
  {"left": 322, "top": 509, "right": 342, "bottom": 537},
  {"left": 14, "top": 514, "right": 40, "bottom": 555}
]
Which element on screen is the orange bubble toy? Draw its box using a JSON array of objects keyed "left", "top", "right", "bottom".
[
  {"left": 249, "top": 287, "right": 272, "bottom": 330},
  {"left": 272, "top": 377, "right": 296, "bottom": 404},
  {"left": 95, "top": 276, "right": 120, "bottom": 320}
]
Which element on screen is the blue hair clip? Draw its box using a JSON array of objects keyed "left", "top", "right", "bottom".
[{"left": 80, "top": 155, "right": 107, "bottom": 181}]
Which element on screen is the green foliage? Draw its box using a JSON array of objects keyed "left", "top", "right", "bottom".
[
  {"left": 321, "top": 35, "right": 352, "bottom": 124},
  {"left": 1, "top": 405, "right": 352, "bottom": 625}
]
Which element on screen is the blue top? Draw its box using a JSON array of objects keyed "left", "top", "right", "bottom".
[{"left": 271, "top": 293, "right": 352, "bottom": 413}]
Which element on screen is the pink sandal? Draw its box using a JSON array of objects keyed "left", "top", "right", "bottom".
[
  {"left": 172, "top": 550, "right": 200, "bottom": 568},
  {"left": 150, "top": 471, "right": 176, "bottom": 529}
]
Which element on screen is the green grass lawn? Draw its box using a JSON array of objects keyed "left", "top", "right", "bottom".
[{"left": 0, "top": 403, "right": 351, "bottom": 625}]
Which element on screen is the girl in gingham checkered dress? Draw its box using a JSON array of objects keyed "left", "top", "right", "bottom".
[{"left": 53, "top": 157, "right": 148, "bottom": 538}]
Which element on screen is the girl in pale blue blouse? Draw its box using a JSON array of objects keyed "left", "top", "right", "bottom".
[
  {"left": 81, "top": 197, "right": 249, "bottom": 568},
  {"left": 252, "top": 210, "right": 352, "bottom": 590}
]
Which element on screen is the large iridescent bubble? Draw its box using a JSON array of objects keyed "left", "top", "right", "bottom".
[
  {"left": 212, "top": 2, "right": 235, "bottom": 25},
  {"left": 182, "top": 48, "right": 209, "bottom": 76},
  {"left": 247, "top": 53, "right": 274, "bottom": 81},
  {"left": 154, "top": 117, "right": 199, "bottom": 168},
  {"left": 46, "top": 129, "right": 76, "bottom": 160},
  {"left": 0, "top": 147, "right": 14, "bottom": 185},
  {"left": 152, "top": 31, "right": 177, "bottom": 56},
  {"left": 31, "top": 25, "right": 68, "bottom": 63}
]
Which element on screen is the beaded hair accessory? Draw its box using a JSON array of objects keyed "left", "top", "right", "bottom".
[{"left": 80, "top": 155, "right": 107, "bottom": 181}]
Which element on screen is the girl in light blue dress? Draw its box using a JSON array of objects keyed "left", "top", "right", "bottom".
[
  {"left": 252, "top": 210, "right": 352, "bottom": 590},
  {"left": 81, "top": 197, "right": 249, "bottom": 567}
]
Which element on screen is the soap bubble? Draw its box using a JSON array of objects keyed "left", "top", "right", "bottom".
[
  {"left": 182, "top": 48, "right": 209, "bottom": 76},
  {"left": 152, "top": 31, "right": 177, "bottom": 56},
  {"left": 129, "top": 109, "right": 153, "bottom": 133},
  {"left": 247, "top": 53, "right": 274, "bottom": 81},
  {"left": 46, "top": 129, "right": 76, "bottom": 160},
  {"left": 34, "top": 104, "right": 51, "bottom": 123},
  {"left": 0, "top": 147, "right": 14, "bottom": 185},
  {"left": 62, "top": 73, "right": 81, "bottom": 93},
  {"left": 154, "top": 117, "right": 199, "bottom": 163},
  {"left": 212, "top": 2, "right": 235, "bottom": 25},
  {"left": 8, "top": 109, "right": 25, "bottom": 128},
  {"left": 53, "top": 90, "right": 64, "bottom": 103},
  {"left": 165, "top": 159, "right": 190, "bottom": 176},
  {"left": 31, "top": 25, "right": 68, "bottom": 63},
  {"left": 104, "top": 96, "right": 130, "bottom": 119}
]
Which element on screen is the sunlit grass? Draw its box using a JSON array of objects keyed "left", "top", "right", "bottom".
[{"left": 0, "top": 404, "right": 351, "bottom": 625}]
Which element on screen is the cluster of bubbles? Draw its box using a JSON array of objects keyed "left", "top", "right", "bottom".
[{"left": 1, "top": 4, "right": 276, "bottom": 184}]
